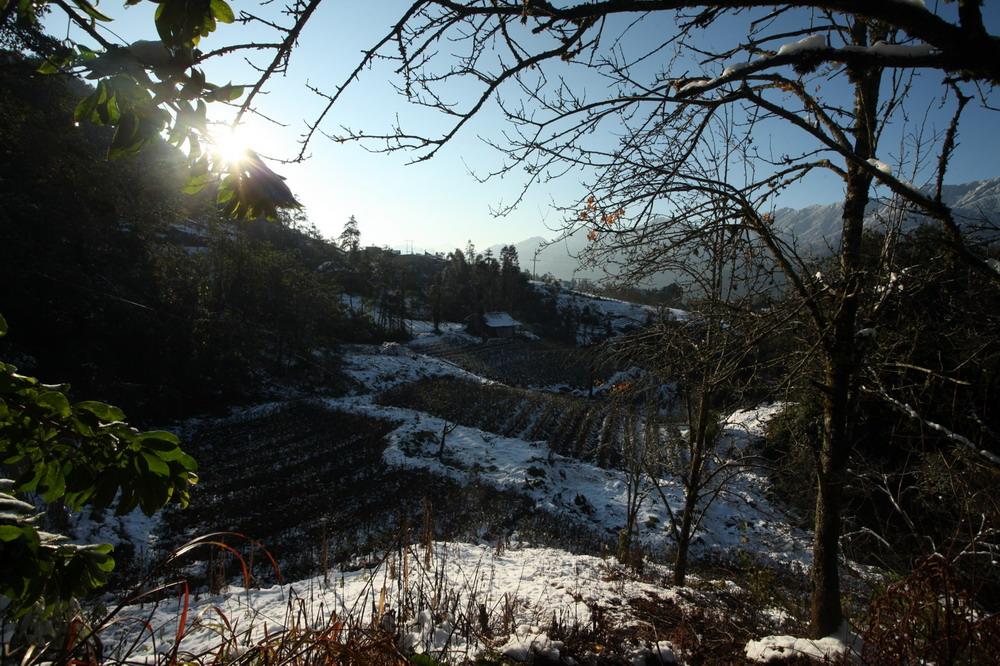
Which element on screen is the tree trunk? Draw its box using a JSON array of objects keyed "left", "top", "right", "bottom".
[
  {"left": 674, "top": 391, "right": 709, "bottom": 587},
  {"left": 673, "top": 491, "right": 696, "bottom": 586},
  {"left": 811, "top": 363, "right": 851, "bottom": 636},
  {"left": 810, "top": 20, "right": 883, "bottom": 637}
]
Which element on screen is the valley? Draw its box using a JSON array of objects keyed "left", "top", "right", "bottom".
[{"left": 73, "top": 328, "right": 857, "bottom": 664}]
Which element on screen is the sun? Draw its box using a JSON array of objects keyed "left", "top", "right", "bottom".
[{"left": 210, "top": 125, "right": 253, "bottom": 166}]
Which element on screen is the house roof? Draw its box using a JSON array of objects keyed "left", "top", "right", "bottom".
[{"left": 483, "top": 312, "right": 519, "bottom": 328}]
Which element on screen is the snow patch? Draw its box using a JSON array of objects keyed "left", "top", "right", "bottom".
[
  {"left": 679, "top": 78, "right": 711, "bottom": 92},
  {"left": 340, "top": 344, "right": 487, "bottom": 394},
  {"left": 327, "top": 391, "right": 809, "bottom": 568},
  {"left": 776, "top": 35, "right": 826, "bottom": 56},
  {"left": 745, "top": 634, "right": 854, "bottom": 663},
  {"left": 721, "top": 61, "right": 751, "bottom": 78},
  {"left": 867, "top": 158, "right": 892, "bottom": 175},
  {"left": 746, "top": 621, "right": 860, "bottom": 663},
  {"left": 499, "top": 626, "right": 564, "bottom": 661},
  {"left": 103, "top": 542, "right": 688, "bottom": 663}
]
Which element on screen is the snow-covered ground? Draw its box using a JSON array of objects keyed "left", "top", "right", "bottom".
[
  {"left": 328, "top": 346, "right": 809, "bottom": 569},
  {"left": 406, "top": 323, "right": 480, "bottom": 349},
  {"left": 68, "top": 504, "right": 160, "bottom": 557},
  {"left": 530, "top": 281, "right": 686, "bottom": 344},
  {"left": 92, "top": 345, "right": 834, "bottom": 663},
  {"left": 321, "top": 395, "right": 809, "bottom": 570},
  {"left": 340, "top": 293, "right": 478, "bottom": 343},
  {"left": 104, "top": 541, "right": 694, "bottom": 663}
]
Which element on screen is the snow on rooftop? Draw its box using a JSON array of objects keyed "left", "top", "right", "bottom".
[{"left": 483, "top": 311, "right": 519, "bottom": 328}]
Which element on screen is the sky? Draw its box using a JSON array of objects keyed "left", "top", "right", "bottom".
[{"left": 49, "top": 1, "right": 1000, "bottom": 253}]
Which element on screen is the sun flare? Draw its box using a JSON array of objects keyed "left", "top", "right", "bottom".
[{"left": 210, "top": 125, "right": 252, "bottom": 166}]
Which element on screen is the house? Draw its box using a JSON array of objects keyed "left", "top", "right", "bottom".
[{"left": 469, "top": 311, "right": 521, "bottom": 338}]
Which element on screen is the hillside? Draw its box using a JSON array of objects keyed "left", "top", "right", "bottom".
[{"left": 78, "top": 342, "right": 836, "bottom": 664}]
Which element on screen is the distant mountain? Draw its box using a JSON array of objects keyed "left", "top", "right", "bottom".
[
  {"left": 486, "top": 235, "right": 592, "bottom": 281},
  {"left": 493, "top": 177, "right": 1000, "bottom": 282},
  {"left": 773, "top": 177, "right": 1000, "bottom": 250}
]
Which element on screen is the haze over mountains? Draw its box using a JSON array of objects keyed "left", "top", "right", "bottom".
[{"left": 490, "top": 177, "right": 1000, "bottom": 284}]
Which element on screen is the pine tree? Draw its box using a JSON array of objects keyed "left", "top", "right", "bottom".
[{"left": 338, "top": 215, "right": 361, "bottom": 253}]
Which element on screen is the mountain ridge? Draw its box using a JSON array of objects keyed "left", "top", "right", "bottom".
[{"left": 490, "top": 177, "right": 1000, "bottom": 283}]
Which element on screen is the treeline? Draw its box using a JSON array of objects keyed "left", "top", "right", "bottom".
[
  {"left": 566, "top": 278, "right": 684, "bottom": 308},
  {"left": 0, "top": 55, "right": 374, "bottom": 419},
  {"left": 333, "top": 238, "right": 585, "bottom": 343}
]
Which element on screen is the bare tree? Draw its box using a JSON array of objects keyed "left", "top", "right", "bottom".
[
  {"left": 615, "top": 407, "right": 653, "bottom": 569},
  {"left": 292, "top": 2, "right": 1000, "bottom": 636},
  {"left": 438, "top": 421, "right": 459, "bottom": 459},
  {"left": 609, "top": 186, "right": 781, "bottom": 586}
]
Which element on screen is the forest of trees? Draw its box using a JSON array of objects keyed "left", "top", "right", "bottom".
[{"left": 0, "top": 54, "right": 380, "bottom": 418}]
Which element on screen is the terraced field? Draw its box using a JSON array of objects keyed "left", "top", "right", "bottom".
[
  {"left": 415, "top": 337, "right": 601, "bottom": 388},
  {"left": 157, "top": 401, "right": 609, "bottom": 582},
  {"left": 379, "top": 377, "right": 629, "bottom": 468}
]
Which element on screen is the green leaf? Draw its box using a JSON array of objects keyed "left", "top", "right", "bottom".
[
  {"left": 206, "top": 83, "right": 244, "bottom": 103},
  {"left": 0, "top": 525, "right": 25, "bottom": 542},
  {"left": 0, "top": 312, "right": 6, "bottom": 337},
  {"left": 37, "top": 57, "right": 63, "bottom": 75},
  {"left": 91, "top": 474, "right": 119, "bottom": 510},
  {"left": 82, "top": 543, "right": 114, "bottom": 558},
  {"left": 76, "top": 401, "right": 125, "bottom": 423},
  {"left": 182, "top": 170, "right": 212, "bottom": 194},
  {"left": 139, "top": 430, "right": 180, "bottom": 446},
  {"left": 210, "top": 0, "right": 235, "bottom": 24},
  {"left": 41, "top": 462, "right": 66, "bottom": 501},
  {"left": 72, "top": 0, "right": 113, "bottom": 22},
  {"left": 140, "top": 451, "right": 170, "bottom": 477},
  {"left": 74, "top": 93, "right": 99, "bottom": 123},
  {"left": 37, "top": 391, "right": 71, "bottom": 418},
  {"left": 76, "top": 44, "right": 99, "bottom": 61},
  {"left": 108, "top": 111, "right": 140, "bottom": 159}
]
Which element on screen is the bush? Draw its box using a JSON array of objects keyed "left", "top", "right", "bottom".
[
  {"left": 1, "top": 312, "right": 197, "bottom": 620},
  {"left": 761, "top": 399, "right": 821, "bottom": 526},
  {"left": 863, "top": 555, "right": 1000, "bottom": 665}
]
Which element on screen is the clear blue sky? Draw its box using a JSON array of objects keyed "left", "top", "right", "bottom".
[{"left": 53, "top": 2, "right": 1000, "bottom": 252}]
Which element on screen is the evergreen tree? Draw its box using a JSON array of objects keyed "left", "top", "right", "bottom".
[{"left": 339, "top": 215, "right": 361, "bottom": 253}]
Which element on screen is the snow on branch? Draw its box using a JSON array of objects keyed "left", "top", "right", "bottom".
[
  {"left": 862, "top": 380, "right": 1000, "bottom": 467},
  {"left": 776, "top": 34, "right": 826, "bottom": 56},
  {"left": 674, "top": 38, "right": 944, "bottom": 99},
  {"left": 866, "top": 158, "right": 893, "bottom": 175}
]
